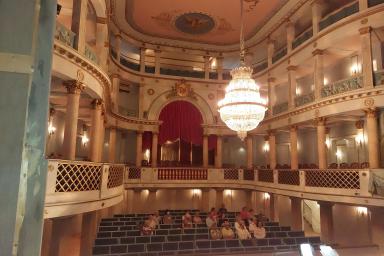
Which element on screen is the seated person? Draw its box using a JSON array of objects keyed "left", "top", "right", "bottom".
[
  {"left": 240, "top": 206, "right": 251, "bottom": 226},
  {"left": 154, "top": 211, "right": 161, "bottom": 226},
  {"left": 248, "top": 209, "right": 256, "bottom": 219},
  {"left": 193, "top": 210, "right": 203, "bottom": 225},
  {"left": 234, "top": 216, "right": 251, "bottom": 240},
  {"left": 221, "top": 219, "right": 235, "bottom": 239},
  {"left": 205, "top": 214, "right": 217, "bottom": 229},
  {"left": 147, "top": 215, "right": 157, "bottom": 230},
  {"left": 249, "top": 220, "right": 266, "bottom": 239},
  {"left": 209, "top": 207, "right": 218, "bottom": 220},
  {"left": 182, "top": 211, "right": 193, "bottom": 228},
  {"left": 255, "top": 212, "right": 269, "bottom": 223},
  {"left": 210, "top": 226, "right": 222, "bottom": 240},
  {"left": 218, "top": 203, "right": 228, "bottom": 216},
  {"left": 141, "top": 219, "right": 154, "bottom": 235},
  {"left": 217, "top": 204, "right": 227, "bottom": 227},
  {"left": 162, "top": 211, "right": 173, "bottom": 224}
]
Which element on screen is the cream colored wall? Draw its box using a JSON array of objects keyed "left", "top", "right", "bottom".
[
  {"left": 222, "top": 136, "right": 247, "bottom": 168},
  {"left": 371, "top": 207, "right": 384, "bottom": 254},
  {"left": 46, "top": 111, "right": 66, "bottom": 158},
  {"left": 277, "top": 195, "right": 292, "bottom": 227}
]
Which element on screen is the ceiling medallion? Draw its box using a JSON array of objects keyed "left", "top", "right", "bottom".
[
  {"left": 174, "top": 12, "right": 215, "bottom": 35},
  {"left": 217, "top": 0, "right": 267, "bottom": 140},
  {"left": 147, "top": 88, "right": 155, "bottom": 95}
]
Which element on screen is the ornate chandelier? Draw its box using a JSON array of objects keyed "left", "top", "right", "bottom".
[{"left": 218, "top": 0, "right": 267, "bottom": 140}]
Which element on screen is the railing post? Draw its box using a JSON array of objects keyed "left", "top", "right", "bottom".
[
  {"left": 360, "top": 169, "right": 371, "bottom": 196},
  {"left": 46, "top": 160, "right": 59, "bottom": 195},
  {"left": 299, "top": 170, "right": 306, "bottom": 189},
  {"left": 100, "top": 164, "right": 110, "bottom": 199},
  {"left": 273, "top": 169, "right": 278, "bottom": 184}
]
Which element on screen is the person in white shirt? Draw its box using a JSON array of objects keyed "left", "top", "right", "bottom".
[
  {"left": 249, "top": 219, "right": 266, "bottom": 239},
  {"left": 234, "top": 216, "right": 251, "bottom": 240}
]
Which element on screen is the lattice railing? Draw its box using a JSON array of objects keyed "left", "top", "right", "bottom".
[
  {"left": 224, "top": 169, "right": 239, "bottom": 180},
  {"left": 258, "top": 169, "right": 274, "bottom": 183},
  {"left": 305, "top": 169, "right": 360, "bottom": 189},
  {"left": 55, "top": 162, "right": 102, "bottom": 192},
  {"left": 278, "top": 170, "right": 300, "bottom": 186},
  {"left": 107, "top": 165, "right": 124, "bottom": 189},
  {"left": 127, "top": 167, "right": 141, "bottom": 179},
  {"left": 243, "top": 169, "right": 255, "bottom": 181},
  {"left": 157, "top": 168, "right": 208, "bottom": 180}
]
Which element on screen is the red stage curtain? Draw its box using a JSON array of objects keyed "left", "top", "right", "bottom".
[{"left": 159, "top": 101, "right": 203, "bottom": 145}]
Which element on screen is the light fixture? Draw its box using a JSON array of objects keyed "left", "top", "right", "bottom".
[
  {"left": 263, "top": 192, "right": 270, "bottom": 200},
  {"left": 350, "top": 55, "right": 361, "bottom": 75},
  {"left": 192, "top": 189, "right": 201, "bottom": 197},
  {"left": 47, "top": 108, "right": 56, "bottom": 136},
  {"left": 81, "top": 125, "right": 89, "bottom": 147},
  {"left": 355, "top": 131, "right": 364, "bottom": 145},
  {"left": 144, "top": 149, "right": 150, "bottom": 162},
  {"left": 323, "top": 77, "right": 329, "bottom": 85},
  {"left": 335, "top": 150, "right": 342, "bottom": 159},
  {"left": 325, "top": 136, "right": 331, "bottom": 149},
  {"left": 356, "top": 206, "right": 368, "bottom": 216},
  {"left": 295, "top": 86, "right": 302, "bottom": 96},
  {"left": 263, "top": 141, "right": 270, "bottom": 152},
  {"left": 217, "top": 0, "right": 267, "bottom": 140}
]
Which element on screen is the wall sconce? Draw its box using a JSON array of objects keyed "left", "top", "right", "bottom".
[
  {"left": 350, "top": 55, "right": 361, "bottom": 75},
  {"left": 355, "top": 131, "right": 365, "bottom": 146},
  {"left": 144, "top": 149, "right": 151, "bottom": 162},
  {"left": 323, "top": 78, "right": 329, "bottom": 86},
  {"left": 210, "top": 57, "right": 217, "bottom": 69},
  {"left": 192, "top": 189, "right": 201, "bottom": 198},
  {"left": 263, "top": 141, "right": 270, "bottom": 152},
  {"left": 325, "top": 136, "right": 331, "bottom": 149},
  {"left": 47, "top": 108, "right": 56, "bottom": 136},
  {"left": 81, "top": 125, "right": 89, "bottom": 147},
  {"left": 356, "top": 206, "right": 368, "bottom": 216},
  {"left": 295, "top": 86, "right": 302, "bottom": 96},
  {"left": 373, "top": 59, "right": 378, "bottom": 72},
  {"left": 263, "top": 192, "right": 270, "bottom": 200},
  {"left": 335, "top": 150, "right": 343, "bottom": 160},
  {"left": 224, "top": 189, "right": 233, "bottom": 197}
]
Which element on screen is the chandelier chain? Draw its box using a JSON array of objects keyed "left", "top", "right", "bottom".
[{"left": 239, "top": 0, "right": 245, "bottom": 65}]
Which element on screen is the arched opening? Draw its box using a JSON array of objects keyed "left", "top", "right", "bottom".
[{"left": 153, "top": 100, "right": 215, "bottom": 166}]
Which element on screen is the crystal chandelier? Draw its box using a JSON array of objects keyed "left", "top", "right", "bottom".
[{"left": 218, "top": 0, "right": 267, "bottom": 140}]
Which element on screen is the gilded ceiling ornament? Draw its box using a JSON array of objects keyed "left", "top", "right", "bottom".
[
  {"left": 147, "top": 88, "right": 155, "bottom": 95},
  {"left": 166, "top": 80, "right": 197, "bottom": 100},
  {"left": 208, "top": 93, "right": 215, "bottom": 100},
  {"left": 364, "top": 98, "right": 374, "bottom": 107},
  {"left": 76, "top": 69, "right": 84, "bottom": 82}
]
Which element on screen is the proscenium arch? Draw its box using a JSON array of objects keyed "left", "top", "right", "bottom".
[{"left": 147, "top": 91, "right": 215, "bottom": 124}]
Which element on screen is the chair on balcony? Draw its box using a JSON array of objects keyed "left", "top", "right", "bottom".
[
  {"left": 276, "top": 164, "right": 283, "bottom": 169},
  {"left": 302, "top": 163, "right": 310, "bottom": 169},
  {"left": 259, "top": 165, "right": 266, "bottom": 169},
  {"left": 339, "top": 162, "right": 349, "bottom": 169},
  {"left": 350, "top": 162, "right": 360, "bottom": 169},
  {"left": 282, "top": 164, "right": 290, "bottom": 169},
  {"left": 328, "top": 163, "right": 338, "bottom": 169},
  {"left": 361, "top": 162, "right": 370, "bottom": 168},
  {"left": 309, "top": 163, "right": 318, "bottom": 169},
  {"left": 298, "top": 164, "right": 303, "bottom": 169}
]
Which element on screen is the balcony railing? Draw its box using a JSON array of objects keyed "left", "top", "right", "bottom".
[
  {"left": 158, "top": 168, "right": 208, "bottom": 180},
  {"left": 84, "top": 44, "right": 99, "bottom": 64},
  {"left": 55, "top": 21, "right": 75, "bottom": 48},
  {"left": 253, "top": 61, "right": 268, "bottom": 73},
  {"left": 295, "top": 92, "right": 315, "bottom": 107},
  {"left": 321, "top": 75, "right": 363, "bottom": 98},
  {"left": 120, "top": 57, "right": 140, "bottom": 71},
  {"left": 374, "top": 70, "right": 384, "bottom": 86},
  {"left": 160, "top": 67, "right": 205, "bottom": 79},
  {"left": 272, "top": 102, "right": 289, "bottom": 115},
  {"left": 368, "top": 0, "right": 384, "bottom": 7},
  {"left": 292, "top": 28, "right": 313, "bottom": 49},
  {"left": 145, "top": 65, "right": 155, "bottom": 74},
  {"left": 278, "top": 169, "right": 300, "bottom": 186},
  {"left": 319, "top": 1, "right": 359, "bottom": 31},
  {"left": 118, "top": 106, "right": 138, "bottom": 117},
  {"left": 272, "top": 47, "right": 287, "bottom": 64}
]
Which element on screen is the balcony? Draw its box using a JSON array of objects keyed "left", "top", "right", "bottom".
[
  {"left": 294, "top": 92, "right": 315, "bottom": 107},
  {"left": 54, "top": 21, "right": 75, "bottom": 48},
  {"left": 368, "top": 0, "right": 384, "bottom": 7},
  {"left": 319, "top": 1, "right": 359, "bottom": 31},
  {"left": 374, "top": 70, "right": 384, "bottom": 86},
  {"left": 272, "top": 47, "right": 287, "bottom": 64},
  {"left": 321, "top": 76, "right": 363, "bottom": 98},
  {"left": 292, "top": 28, "right": 313, "bottom": 50},
  {"left": 272, "top": 102, "right": 289, "bottom": 115}
]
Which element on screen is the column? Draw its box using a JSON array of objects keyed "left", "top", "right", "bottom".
[
  {"left": 217, "top": 55, "right": 224, "bottom": 80},
  {"left": 267, "top": 39, "right": 275, "bottom": 67},
  {"left": 359, "top": 27, "right": 374, "bottom": 88},
  {"left": 140, "top": 47, "right": 146, "bottom": 73},
  {"left": 313, "top": 49, "right": 324, "bottom": 99},
  {"left": 41, "top": 219, "right": 53, "bottom": 256},
  {"left": 286, "top": 21, "right": 295, "bottom": 53},
  {"left": 319, "top": 201, "right": 334, "bottom": 243},
  {"left": 201, "top": 189, "right": 216, "bottom": 211},
  {"left": 246, "top": 190, "right": 254, "bottom": 209},
  {"left": 215, "top": 135, "right": 223, "bottom": 168},
  {"left": 146, "top": 189, "right": 157, "bottom": 213},
  {"left": 287, "top": 66, "right": 297, "bottom": 109},
  {"left": 89, "top": 100, "right": 103, "bottom": 162},
  {"left": 267, "top": 77, "right": 276, "bottom": 116},
  {"left": 108, "top": 127, "right": 117, "bottom": 163},
  {"left": 290, "top": 197, "right": 303, "bottom": 231},
  {"left": 246, "top": 135, "right": 254, "bottom": 169},
  {"left": 136, "top": 131, "right": 143, "bottom": 166},
  {"left": 152, "top": 132, "right": 159, "bottom": 167},
  {"left": 311, "top": 0, "right": 322, "bottom": 36},
  {"left": 63, "top": 80, "right": 84, "bottom": 160},
  {"left": 155, "top": 49, "right": 161, "bottom": 75},
  {"left": 50, "top": 215, "right": 83, "bottom": 256},
  {"left": 138, "top": 83, "right": 145, "bottom": 118},
  {"left": 290, "top": 126, "right": 299, "bottom": 169},
  {"left": 80, "top": 211, "right": 98, "bottom": 256},
  {"left": 359, "top": 0, "right": 368, "bottom": 11},
  {"left": 96, "top": 18, "right": 108, "bottom": 69},
  {"left": 71, "top": 0, "right": 88, "bottom": 53},
  {"left": 269, "top": 193, "right": 279, "bottom": 222},
  {"left": 111, "top": 74, "right": 120, "bottom": 112},
  {"left": 0, "top": 1, "right": 56, "bottom": 253},
  {"left": 119, "top": 132, "right": 127, "bottom": 163},
  {"left": 203, "top": 135, "right": 209, "bottom": 168},
  {"left": 366, "top": 109, "right": 379, "bottom": 168},
  {"left": 269, "top": 131, "right": 277, "bottom": 169},
  {"left": 204, "top": 55, "right": 210, "bottom": 79},
  {"left": 215, "top": 188, "right": 224, "bottom": 208},
  {"left": 316, "top": 118, "right": 327, "bottom": 169},
  {"left": 115, "top": 33, "right": 122, "bottom": 63}
]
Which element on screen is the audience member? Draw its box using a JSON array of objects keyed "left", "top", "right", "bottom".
[
  {"left": 182, "top": 211, "right": 193, "bottom": 228},
  {"left": 221, "top": 219, "right": 235, "bottom": 239},
  {"left": 217, "top": 204, "right": 227, "bottom": 227},
  {"left": 141, "top": 219, "right": 154, "bottom": 235},
  {"left": 205, "top": 213, "right": 217, "bottom": 229},
  {"left": 193, "top": 210, "right": 202, "bottom": 225},
  {"left": 162, "top": 211, "right": 173, "bottom": 224},
  {"left": 147, "top": 215, "right": 157, "bottom": 230},
  {"left": 154, "top": 211, "right": 161, "bottom": 226},
  {"left": 235, "top": 216, "right": 251, "bottom": 240},
  {"left": 253, "top": 220, "right": 266, "bottom": 239},
  {"left": 209, "top": 226, "right": 222, "bottom": 240},
  {"left": 240, "top": 206, "right": 251, "bottom": 226}
]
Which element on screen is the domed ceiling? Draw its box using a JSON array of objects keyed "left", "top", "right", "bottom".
[{"left": 124, "top": 0, "right": 289, "bottom": 45}]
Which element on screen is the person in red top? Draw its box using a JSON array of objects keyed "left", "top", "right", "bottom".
[{"left": 240, "top": 206, "right": 251, "bottom": 226}]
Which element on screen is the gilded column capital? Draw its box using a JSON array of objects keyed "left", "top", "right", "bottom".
[
  {"left": 312, "top": 49, "right": 324, "bottom": 56},
  {"left": 115, "top": 33, "right": 122, "bottom": 39},
  {"left": 287, "top": 65, "right": 297, "bottom": 71},
  {"left": 267, "top": 77, "right": 276, "bottom": 84},
  {"left": 359, "top": 26, "right": 372, "bottom": 35},
  {"left": 268, "top": 130, "right": 276, "bottom": 137},
  {"left": 64, "top": 80, "right": 85, "bottom": 94},
  {"left": 365, "top": 108, "right": 378, "bottom": 118},
  {"left": 267, "top": 38, "right": 276, "bottom": 45},
  {"left": 96, "top": 17, "right": 107, "bottom": 24},
  {"left": 110, "top": 73, "right": 120, "bottom": 80},
  {"left": 91, "top": 99, "right": 103, "bottom": 109},
  {"left": 290, "top": 125, "right": 298, "bottom": 132},
  {"left": 314, "top": 117, "right": 326, "bottom": 126},
  {"left": 355, "top": 120, "right": 364, "bottom": 129}
]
